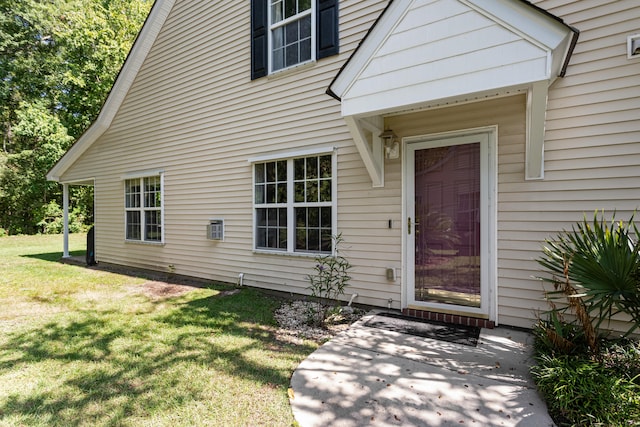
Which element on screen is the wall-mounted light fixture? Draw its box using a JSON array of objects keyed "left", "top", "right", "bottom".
[
  {"left": 379, "top": 128, "right": 399, "bottom": 159},
  {"left": 628, "top": 34, "right": 640, "bottom": 59}
]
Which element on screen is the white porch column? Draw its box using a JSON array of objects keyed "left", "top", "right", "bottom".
[{"left": 62, "top": 183, "right": 70, "bottom": 258}]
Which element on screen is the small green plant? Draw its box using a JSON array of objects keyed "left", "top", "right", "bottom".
[{"left": 306, "top": 233, "right": 353, "bottom": 325}]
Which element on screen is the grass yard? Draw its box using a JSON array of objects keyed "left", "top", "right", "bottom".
[{"left": 0, "top": 234, "right": 318, "bottom": 426}]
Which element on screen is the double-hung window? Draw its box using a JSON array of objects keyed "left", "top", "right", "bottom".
[
  {"left": 125, "top": 174, "right": 163, "bottom": 243},
  {"left": 254, "top": 154, "right": 334, "bottom": 253},
  {"left": 270, "top": 0, "right": 313, "bottom": 72},
  {"left": 251, "top": 0, "right": 339, "bottom": 78}
]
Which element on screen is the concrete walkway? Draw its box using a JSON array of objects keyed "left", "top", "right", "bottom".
[{"left": 290, "top": 312, "right": 555, "bottom": 427}]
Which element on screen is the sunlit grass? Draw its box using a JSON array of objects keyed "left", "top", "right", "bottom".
[
  {"left": 0, "top": 234, "right": 317, "bottom": 426},
  {"left": 0, "top": 234, "right": 147, "bottom": 318}
]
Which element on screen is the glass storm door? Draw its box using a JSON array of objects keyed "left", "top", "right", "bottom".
[{"left": 406, "top": 132, "right": 493, "bottom": 315}]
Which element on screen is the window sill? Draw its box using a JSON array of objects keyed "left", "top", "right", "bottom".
[
  {"left": 267, "top": 60, "right": 316, "bottom": 80},
  {"left": 253, "top": 249, "right": 330, "bottom": 258},
  {"left": 125, "top": 240, "right": 165, "bottom": 246}
]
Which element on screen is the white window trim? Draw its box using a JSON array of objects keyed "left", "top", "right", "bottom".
[
  {"left": 267, "top": 0, "right": 316, "bottom": 74},
  {"left": 121, "top": 169, "right": 164, "bottom": 180},
  {"left": 252, "top": 150, "right": 337, "bottom": 255},
  {"left": 124, "top": 172, "right": 165, "bottom": 245},
  {"left": 248, "top": 146, "right": 336, "bottom": 163}
]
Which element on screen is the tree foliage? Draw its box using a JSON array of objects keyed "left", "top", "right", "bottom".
[{"left": 0, "top": 0, "right": 152, "bottom": 234}]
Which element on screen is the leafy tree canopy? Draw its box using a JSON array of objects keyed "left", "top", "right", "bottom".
[{"left": 0, "top": 0, "right": 152, "bottom": 234}]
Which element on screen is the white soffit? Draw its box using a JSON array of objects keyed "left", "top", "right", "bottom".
[{"left": 329, "top": 0, "right": 576, "bottom": 118}]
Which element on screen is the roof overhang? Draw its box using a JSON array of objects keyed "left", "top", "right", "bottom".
[
  {"left": 47, "top": 0, "right": 176, "bottom": 183},
  {"left": 328, "top": 0, "right": 578, "bottom": 186}
]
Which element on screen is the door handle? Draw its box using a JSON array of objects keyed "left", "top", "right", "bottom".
[{"left": 408, "top": 217, "right": 419, "bottom": 234}]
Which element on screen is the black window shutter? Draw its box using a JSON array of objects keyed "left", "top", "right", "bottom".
[
  {"left": 317, "top": 0, "right": 339, "bottom": 59},
  {"left": 251, "top": 0, "right": 268, "bottom": 80}
]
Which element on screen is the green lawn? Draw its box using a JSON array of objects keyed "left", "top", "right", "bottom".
[{"left": 0, "top": 234, "right": 317, "bottom": 426}]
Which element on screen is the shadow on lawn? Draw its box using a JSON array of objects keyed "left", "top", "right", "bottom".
[
  {"left": 0, "top": 288, "right": 315, "bottom": 425},
  {"left": 22, "top": 250, "right": 85, "bottom": 262}
]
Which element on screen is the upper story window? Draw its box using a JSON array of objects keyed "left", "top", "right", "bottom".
[
  {"left": 124, "top": 174, "right": 163, "bottom": 243},
  {"left": 251, "top": 0, "right": 339, "bottom": 79},
  {"left": 270, "top": 0, "right": 313, "bottom": 72}
]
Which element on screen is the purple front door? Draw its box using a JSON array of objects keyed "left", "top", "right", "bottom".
[{"left": 413, "top": 142, "right": 481, "bottom": 307}]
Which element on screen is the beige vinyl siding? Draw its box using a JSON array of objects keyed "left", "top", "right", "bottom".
[
  {"left": 538, "top": 0, "right": 640, "bottom": 218},
  {"left": 60, "top": 0, "right": 398, "bottom": 308}
]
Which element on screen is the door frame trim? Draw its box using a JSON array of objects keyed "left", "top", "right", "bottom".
[{"left": 401, "top": 126, "right": 498, "bottom": 323}]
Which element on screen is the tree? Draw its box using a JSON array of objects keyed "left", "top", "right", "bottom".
[
  {"left": 0, "top": 0, "right": 152, "bottom": 234},
  {"left": 0, "top": 102, "right": 71, "bottom": 233}
]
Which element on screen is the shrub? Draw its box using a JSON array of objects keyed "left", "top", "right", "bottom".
[
  {"left": 37, "top": 201, "right": 88, "bottom": 234},
  {"left": 532, "top": 353, "right": 640, "bottom": 426},
  {"left": 538, "top": 210, "right": 640, "bottom": 342},
  {"left": 306, "top": 234, "right": 352, "bottom": 326}
]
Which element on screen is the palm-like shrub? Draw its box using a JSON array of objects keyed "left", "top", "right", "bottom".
[{"left": 538, "top": 211, "right": 640, "bottom": 341}]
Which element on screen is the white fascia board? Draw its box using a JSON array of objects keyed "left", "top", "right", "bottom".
[
  {"left": 329, "top": 1, "right": 412, "bottom": 99},
  {"left": 550, "top": 31, "right": 575, "bottom": 81},
  {"left": 47, "top": 0, "right": 176, "bottom": 182},
  {"left": 465, "top": 0, "right": 570, "bottom": 50},
  {"left": 466, "top": 0, "right": 577, "bottom": 80}
]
